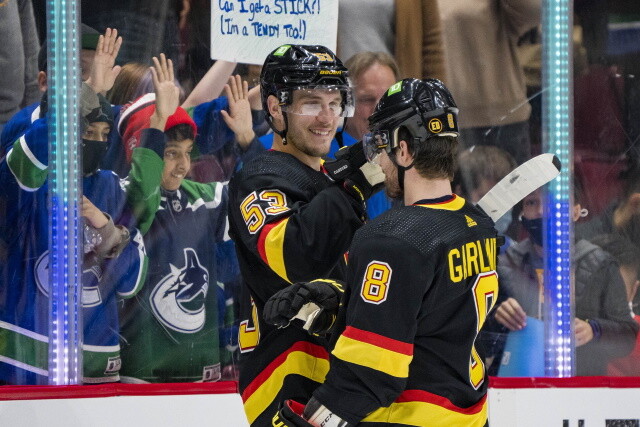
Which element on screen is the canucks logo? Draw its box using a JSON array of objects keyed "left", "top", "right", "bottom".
[
  {"left": 150, "top": 248, "right": 209, "bottom": 333},
  {"left": 35, "top": 251, "right": 103, "bottom": 307}
]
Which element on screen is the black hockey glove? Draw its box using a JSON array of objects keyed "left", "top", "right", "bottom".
[
  {"left": 323, "top": 143, "right": 385, "bottom": 202},
  {"left": 263, "top": 279, "right": 345, "bottom": 335}
]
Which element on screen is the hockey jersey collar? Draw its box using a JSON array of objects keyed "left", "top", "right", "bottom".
[{"left": 413, "top": 194, "right": 464, "bottom": 211}]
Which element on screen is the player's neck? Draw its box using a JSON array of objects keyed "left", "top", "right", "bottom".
[
  {"left": 272, "top": 135, "right": 322, "bottom": 170},
  {"left": 404, "top": 173, "right": 452, "bottom": 205}
]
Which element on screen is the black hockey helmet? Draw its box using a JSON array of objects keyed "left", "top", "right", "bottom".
[
  {"left": 363, "top": 78, "right": 458, "bottom": 162},
  {"left": 260, "top": 44, "right": 354, "bottom": 140}
]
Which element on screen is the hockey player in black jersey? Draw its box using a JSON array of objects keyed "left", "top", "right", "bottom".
[
  {"left": 227, "top": 44, "right": 385, "bottom": 426},
  {"left": 265, "top": 78, "right": 498, "bottom": 426}
]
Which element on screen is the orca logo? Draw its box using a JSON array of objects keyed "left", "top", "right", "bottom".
[
  {"left": 150, "top": 248, "right": 209, "bottom": 333},
  {"left": 34, "top": 251, "right": 103, "bottom": 306}
]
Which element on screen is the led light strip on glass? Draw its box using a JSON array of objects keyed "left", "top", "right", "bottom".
[
  {"left": 46, "top": 0, "right": 82, "bottom": 385},
  {"left": 542, "top": 0, "right": 574, "bottom": 377}
]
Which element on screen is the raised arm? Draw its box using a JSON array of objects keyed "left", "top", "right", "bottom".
[
  {"left": 149, "top": 53, "right": 181, "bottom": 131},
  {"left": 180, "top": 60, "right": 237, "bottom": 109},
  {"left": 220, "top": 74, "right": 255, "bottom": 149},
  {"left": 84, "top": 28, "right": 123, "bottom": 96}
]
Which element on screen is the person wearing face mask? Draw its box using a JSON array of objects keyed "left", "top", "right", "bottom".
[
  {"left": 493, "top": 184, "right": 638, "bottom": 376},
  {"left": 0, "top": 32, "right": 147, "bottom": 385}
]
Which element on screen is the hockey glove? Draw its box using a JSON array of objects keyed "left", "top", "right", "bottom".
[
  {"left": 263, "top": 279, "right": 345, "bottom": 335},
  {"left": 323, "top": 143, "right": 385, "bottom": 202}
]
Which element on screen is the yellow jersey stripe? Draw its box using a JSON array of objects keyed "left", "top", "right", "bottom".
[
  {"left": 332, "top": 334, "right": 412, "bottom": 378},
  {"left": 263, "top": 218, "right": 291, "bottom": 283},
  {"left": 243, "top": 350, "right": 329, "bottom": 423},
  {"left": 363, "top": 398, "right": 487, "bottom": 426}
]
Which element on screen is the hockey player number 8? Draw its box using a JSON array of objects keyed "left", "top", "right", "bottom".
[
  {"left": 360, "top": 261, "right": 392, "bottom": 304},
  {"left": 469, "top": 271, "right": 498, "bottom": 389}
]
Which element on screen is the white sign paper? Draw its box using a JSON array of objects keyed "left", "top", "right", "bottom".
[{"left": 211, "top": 0, "right": 338, "bottom": 64}]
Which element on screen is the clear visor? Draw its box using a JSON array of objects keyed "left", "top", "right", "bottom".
[
  {"left": 362, "top": 130, "right": 391, "bottom": 162},
  {"left": 279, "top": 86, "right": 355, "bottom": 118}
]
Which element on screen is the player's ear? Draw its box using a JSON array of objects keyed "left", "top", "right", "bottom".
[
  {"left": 267, "top": 95, "right": 282, "bottom": 120},
  {"left": 397, "top": 139, "right": 413, "bottom": 167}
]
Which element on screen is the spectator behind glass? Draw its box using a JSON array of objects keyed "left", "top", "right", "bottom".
[
  {"left": 102, "top": 58, "right": 247, "bottom": 179},
  {"left": 343, "top": 51, "right": 400, "bottom": 141},
  {"left": 118, "top": 55, "right": 252, "bottom": 383},
  {"left": 342, "top": 51, "right": 402, "bottom": 219},
  {"left": 438, "top": 0, "right": 541, "bottom": 165},
  {"left": 0, "top": 23, "right": 102, "bottom": 157},
  {"left": 0, "top": 0, "right": 40, "bottom": 135},
  {"left": 592, "top": 233, "right": 640, "bottom": 376},
  {"left": 576, "top": 166, "right": 640, "bottom": 326},
  {"left": 106, "top": 62, "right": 151, "bottom": 106},
  {"left": 0, "top": 31, "right": 147, "bottom": 384},
  {"left": 454, "top": 145, "right": 518, "bottom": 242},
  {"left": 493, "top": 187, "right": 638, "bottom": 375},
  {"left": 577, "top": 167, "right": 640, "bottom": 246},
  {"left": 338, "top": 0, "right": 446, "bottom": 81}
]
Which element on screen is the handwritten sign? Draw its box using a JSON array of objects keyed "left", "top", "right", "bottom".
[{"left": 211, "top": 0, "right": 338, "bottom": 64}]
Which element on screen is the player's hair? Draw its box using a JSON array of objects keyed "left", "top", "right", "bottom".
[
  {"left": 344, "top": 51, "right": 400, "bottom": 82},
  {"left": 165, "top": 123, "right": 195, "bottom": 143},
  {"left": 398, "top": 127, "right": 457, "bottom": 180}
]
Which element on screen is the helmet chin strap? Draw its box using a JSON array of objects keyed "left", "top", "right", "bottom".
[
  {"left": 272, "top": 111, "right": 289, "bottom": 145},
  {"left": 389, "top": 149, "right": 414, "bottom": 191}
]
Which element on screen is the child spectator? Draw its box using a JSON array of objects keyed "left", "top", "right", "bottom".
[{"left": 117, "top": 54, "right": 246, "bottom": 382}]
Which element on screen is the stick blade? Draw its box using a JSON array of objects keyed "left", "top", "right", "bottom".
[{"left": 476, "top": 153, "right": 561, "bottom": 222}]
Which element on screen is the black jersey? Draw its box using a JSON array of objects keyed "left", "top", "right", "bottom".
[
  {"left": 227, "top": 150, "right": 365, "bottom": 426},
  {"left": 314, "top": 195, "right": 498, "bottom": 427}
]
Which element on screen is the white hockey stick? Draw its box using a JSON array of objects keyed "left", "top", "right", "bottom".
[{"left": 476, "top": 153, "right": 561, "bottom": 222}]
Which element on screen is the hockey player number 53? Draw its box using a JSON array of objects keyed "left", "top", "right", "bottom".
[
  {"left": 469, "top": 271, "right": 498, "bottom": 389},
  {"left": 240, "top": 190, "right": 289, "bottom": 234}
]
